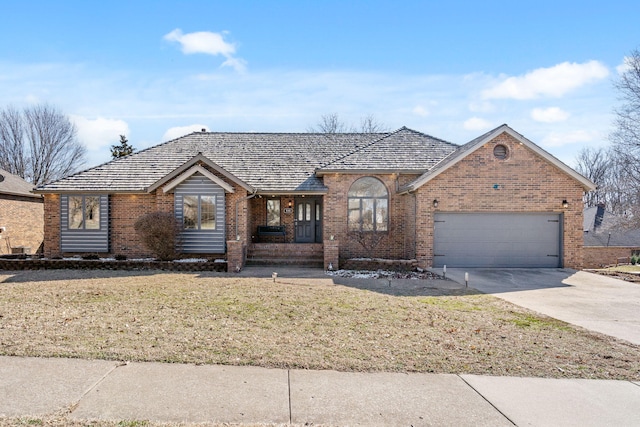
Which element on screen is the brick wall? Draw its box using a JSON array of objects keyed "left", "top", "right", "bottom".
[
  {"left": 110, "top": 193, "right": 157, "bottom": 257},
  {"left": 248, "top": 196, "right": 296, "bottom": 243},
  {"left": 0, "top": 195, "right": 43, "bottom": 255},
  {"left": 43, "top": 194, "right": 60, "bottom": 258},
  {"left": 583, "top": 246, "right": 640, "bottom": 268},
  {"left": 414, "top": 132, "right": 586, "bottom": 269},
  {"left": 322, "top": 173, "right": 419, "bottom": 262}
]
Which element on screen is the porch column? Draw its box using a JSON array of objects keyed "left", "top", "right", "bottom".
[
  {"left": 324, "top": 239, "right": 339, "bottom": 270},
  {"left": 227, "top": 239, "right": 246, "bottom": 272}
]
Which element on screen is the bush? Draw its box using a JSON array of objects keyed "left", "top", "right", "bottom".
[
  {"left": 631, "top": 254, "right": 638, "bottom": 265},
  {"left": 81, "top": 253, "right": 100, "bottom": 260},
  {"left": 133, "top": 212, "right": 181, "bottom": 261}
]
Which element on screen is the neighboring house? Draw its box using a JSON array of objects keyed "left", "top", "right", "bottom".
[
  {"left": 583, "top": 204, "right": 640, "bottom": 268},
  {"left": 34, "top": 124, "right": 595, "bottom": 269},
  {"left": 0, "top": 168, "right": 43, "bottom": 255}
]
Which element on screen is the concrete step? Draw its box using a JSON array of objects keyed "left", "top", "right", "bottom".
[{"left": 246, "top": 258, "right": 324, "bottom": 268}]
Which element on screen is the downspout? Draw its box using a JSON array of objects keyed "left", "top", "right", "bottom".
[{"left": 235, "top": 190, "right": 258, "bottom": 240}]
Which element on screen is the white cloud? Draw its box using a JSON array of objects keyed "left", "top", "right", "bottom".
[
  {"left": 616, "top": 56, "right": 633, "bottom": 74},
  {"left": 412, "top": 105, "right": 430, "bottom": 117},
  {"left": 163, "top": 124, "right": 209, "bottom": 141},
  {"left": 463, "top": 117, "right": 492, "bottom": 131},
  {"left": 71, "top": 116, "right": 130, "bottom": 152},
  {"left": 531, "top": 107, "right": 570, "bottom": 123},
  {"left": 482, "top": 60, "right": 609, "bottom": 100},
  {"left": 163, "top": 29, "right": 246, "bottom": 72},
  {"left": 541, "top": 129, "right": 600, "bottom": 147}
]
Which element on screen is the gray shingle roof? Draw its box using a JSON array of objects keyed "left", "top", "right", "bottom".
[
  {"left": 36, "top": 128, "right": 457, "bottom": 193},
  {"left": 583, "top": 205, "right": 640, "bottom": 247},
  {"left": 0, "top": 168, "right": 40, "bottom": 198},
  {"left": 319, "top": 127, "right": 457, "bottom": 172}
]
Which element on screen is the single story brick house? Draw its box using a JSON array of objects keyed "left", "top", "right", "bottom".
[
  {"left": 0, "top": 168, "right": 44, "bottom": 255},
  {"left": 34, "top": 124, "right": 595, "bottom": 269}
]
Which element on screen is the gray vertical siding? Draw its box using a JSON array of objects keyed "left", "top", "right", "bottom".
[
  {"left": 174, "top": 173, "right": 226, "bottom": 253},
  {"left": 60, "top": 195, "right": 109, "bottom": 252}
]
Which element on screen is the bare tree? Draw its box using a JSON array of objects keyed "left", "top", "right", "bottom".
[
  {"left": 308, "top": 113, "right": 388, "bottom": 134},
  {"left": 611, "top": 48, "right": 640, "bottom": 184},
  {"left": 307, "top": 113, "right": 350, "bottom": 133},
  {"left": 0, "top": 107, "right": 27, "bottom": 177},
  {"left": 358, "top": 114, "right": 388, "bottom": 133},
  {"left": 0, "top": 104, "right": 86, "bottom": 185},
  {"left": 575, "top": 147, "right": 612, "bottom": 207}
]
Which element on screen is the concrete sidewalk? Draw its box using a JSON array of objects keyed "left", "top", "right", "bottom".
[{"left": 2, "top": 356, "right": 639, "bottom": 426}]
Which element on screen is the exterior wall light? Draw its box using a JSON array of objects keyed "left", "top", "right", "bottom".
[
  {"left": 562, "top": 199, "right": 569, "bottom": 208},
  {"left": 433, "top": 199, "right": 439, "bottom": 208}
]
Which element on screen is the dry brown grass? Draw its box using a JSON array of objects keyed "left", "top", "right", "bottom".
[{"left": 0, "top": 269, "right": 638, "bottom": 381}]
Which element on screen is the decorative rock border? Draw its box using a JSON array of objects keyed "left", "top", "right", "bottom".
[
  {"left": 341, "top": 258, "right": 418, "bottom": 272},
  {"left": 0, "top": 259, "right": 228, "bottom": 272}
]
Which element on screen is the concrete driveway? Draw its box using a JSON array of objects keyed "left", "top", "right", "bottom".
[{"left": 444, "top": 268, "right": 640, "bottom": 345}]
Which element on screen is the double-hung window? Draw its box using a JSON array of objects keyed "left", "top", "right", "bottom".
[
  {"left": 68, "top": 195, "right": 101, "bottom": 230},
  {"left": 183, "top": 195, "right": 216, "bottom": 230}
]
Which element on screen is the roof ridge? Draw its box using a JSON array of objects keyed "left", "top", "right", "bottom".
[{"left": 317, "top": 127, "right": 407, "bottom": 169}]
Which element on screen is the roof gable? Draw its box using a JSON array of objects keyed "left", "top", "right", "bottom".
[
  {"left": 400, "top": 124, "right": 596, "bottom": 193},
  {"left": 162, "top": 165, "right": 235, "bottom": 193},
  {"left": 148, "top": 153, "right": 251, "bottom": 193}
]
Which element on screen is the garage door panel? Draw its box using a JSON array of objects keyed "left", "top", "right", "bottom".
[{"left": 433, "top": 213, "right": 560, "bottom": 268}]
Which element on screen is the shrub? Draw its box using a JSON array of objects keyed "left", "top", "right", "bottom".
[
  {"left": 133, "top": 212, "right": 181, "bottom": 261},
  {"left": 631, "top": 254, "right": 638, "bottom": 265},
  {"left": 81, "top": 253, "right": 100, "bottom": 260}
]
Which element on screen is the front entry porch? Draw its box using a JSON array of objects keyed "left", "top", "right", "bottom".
[
  {"left": 246, "top": 243, "right": 324, "bottom": 267},
  {"left": 249, "top": 196, "right": 323, "bottom": 244}
]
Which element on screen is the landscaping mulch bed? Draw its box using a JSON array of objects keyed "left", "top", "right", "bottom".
[{"left": 0, "top": 269, "right": 638, "bottom": 382}]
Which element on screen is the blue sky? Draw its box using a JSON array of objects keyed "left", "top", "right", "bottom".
[{"left": 1, "top": 0, "right": 639, "bottom": 169}]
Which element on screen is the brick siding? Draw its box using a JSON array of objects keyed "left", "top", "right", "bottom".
[
  {"left": 0, "top": 195, "right": 43, "bottom": 255},
  {"left": 414, "top": 133, "right": 585, "bottom": 269}
]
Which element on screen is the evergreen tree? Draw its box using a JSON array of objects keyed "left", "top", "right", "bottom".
[{"left": 110, "top": 135, "right": 135, "bottom": 159}]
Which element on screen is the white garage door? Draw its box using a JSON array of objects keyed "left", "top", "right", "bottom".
[{"left": 433, "top": 213, "right": 561, "bottom": 268}]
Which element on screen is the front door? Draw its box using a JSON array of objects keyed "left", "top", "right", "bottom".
[{"left": 295, "top": 198, "right": 322, "bottom": 243}]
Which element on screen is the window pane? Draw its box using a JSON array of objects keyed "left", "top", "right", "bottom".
[
  {"left": 375, "top": 198, "right": 388, "bottom": 231},
  {"left": 348, "top": 199, "right": 360, "bottom": 231},
  {"left": 68, "top": 196, "right": 83, "bottom": 229},
  {"left": 361, "top": 198, "right": 375, "bottom": 231},
  {"left": 84, "top": 196, "right": 100, "bottom": 229},
  {"left": 315, "top": 203, "right": 321, "bottom": 222},
  {"left": 200, "top": 195, "right": 216, "bottom": 230},
  {"left": 306, "top": 203, "right": 311, "bottom": 221},
  {"left": 266, "top": 200, "right": 280, "bottom": 226},
  {"left": 297, "top": 203, "right": 304, "bottom": 221},
  {"left": 348, "top": 177, "right": 387, "bottom": 197},
  {"left": 183, "top": 196, "right": 198, "bottom": 229}
]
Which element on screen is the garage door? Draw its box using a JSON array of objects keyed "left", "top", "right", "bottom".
[{"left": 433, "top": 213, "right": 561, "bottom": 268}]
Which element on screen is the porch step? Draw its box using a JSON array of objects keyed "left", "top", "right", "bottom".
[
  {"left": 246, "top": 243, "right": 324, "bottom": 267},
  {"left": 246, "top": 258, "right": 324, "bottom": 268}
]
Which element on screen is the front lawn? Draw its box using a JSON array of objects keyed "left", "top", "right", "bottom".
[{"left": 0, "top": 270, "right": 638, "bottom": 380}]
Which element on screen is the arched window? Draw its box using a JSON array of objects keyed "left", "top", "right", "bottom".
[{"left": 348, "top": 177, "right": 388, "bottom": 231}]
